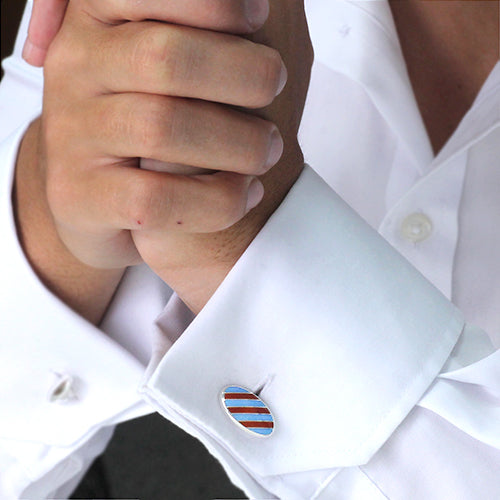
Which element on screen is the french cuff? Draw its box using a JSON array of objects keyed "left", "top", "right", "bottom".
[
  {"left": 141, "top": 166, "right": 463, "bottom": 484},
  {"left": 0, "top": 123, "right": 148, "bottom": 447}
]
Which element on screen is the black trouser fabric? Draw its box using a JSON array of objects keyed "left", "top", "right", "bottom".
[{"left": 70, "top": 412, "right": 244, "bottom": 500}]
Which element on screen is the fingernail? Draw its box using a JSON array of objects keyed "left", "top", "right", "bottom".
[
  {"left": 276, "top": 60, "right": 288, "bottom": 95},
  {"left": 246, "top": 178, "right": 264, "bottom": 212},
  {"left": 244, "top": 0, "right": 270, "bottom": 31},
  {"left": 22, "top": 39, "right": 46, "bottom": 67},
  {"left": 265, "top": 128, "right": 284, "bottom": 170}
]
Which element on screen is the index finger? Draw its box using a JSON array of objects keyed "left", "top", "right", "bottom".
[
  {"left": 79, "top": 0, "right": 269, "bottom": 33},
  {"left": 22, "top": 0, "right": 269, "bottom": 67}
]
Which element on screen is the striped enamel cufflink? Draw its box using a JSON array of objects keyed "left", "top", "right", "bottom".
[{"left": 221, "top": 385, "right": 275, "bottom": 437}]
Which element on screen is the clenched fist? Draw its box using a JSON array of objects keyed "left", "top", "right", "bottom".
[
  {"left": 15, "top": 0, "right": 294, "bottom": 321},
  {"left": 132, "top": 0, "right": 313, "bottom": 312}
]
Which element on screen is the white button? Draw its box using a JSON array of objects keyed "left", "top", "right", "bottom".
[
  {"left": 48, "top": 372, "right": 77, "bottom": 403},
  {"left": 400, "top": 213, "right": 433, "bottom": 242}
]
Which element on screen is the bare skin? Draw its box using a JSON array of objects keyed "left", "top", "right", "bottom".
[
  {"left": 389, "top": 0, "right": 500, "bottom": 155},
  {"left": 14, "top": 119, "right": 124, "bottom": 324},
  {"left": 132, "top": 0, "right": 312, "bottom": 313},
  {"left": 14, "top": 0, "right": 498, "bottom": 323},
  {"left": 14, "top": 0, "right": 311, "bottom": 321}
]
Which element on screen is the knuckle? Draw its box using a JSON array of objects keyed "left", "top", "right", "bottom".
[
  {"left": 141, "top": 99, "right": 179, "bottom": 156},
  {"left": 122, "top": 97, "right": 179, "bottom": 157},
  {"left": 131, "top": 26, "right": 185, "bottom": 87},
  {"left": 44, "top": 26, "right": 89, "bottom": 84}
]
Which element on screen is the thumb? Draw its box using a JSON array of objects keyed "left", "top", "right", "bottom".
[{"left": 22, "top": 0, "right": 68, "bottom": 67}]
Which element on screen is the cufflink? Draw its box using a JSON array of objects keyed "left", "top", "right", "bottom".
[
  {"left": 48, "top": 371, "right": 77, "bottom": 403},
  {"left": 221, "top": 386, "right": 274, "bottom": 437}
]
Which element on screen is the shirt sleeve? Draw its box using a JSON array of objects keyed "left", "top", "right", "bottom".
[
  {"left": 0, "top": 4, "right": 153, "bottom": 498},
  {"left": 141, "top": 166, "right": 499, "bottom": 499},
  {"left": 0, "top": 120, "right": 151, "bottom": 499}
]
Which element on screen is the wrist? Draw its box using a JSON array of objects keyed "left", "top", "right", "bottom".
[{"left": 147, "top": 144, "right": 304, "bottom": 314}]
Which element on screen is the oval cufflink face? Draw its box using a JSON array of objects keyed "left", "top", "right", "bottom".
[{"left": 221, "top": 386, "right": 274, "bottom": 437}]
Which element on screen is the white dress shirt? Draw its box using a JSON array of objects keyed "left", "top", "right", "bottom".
[{"left": 1, "top": 0, "right": 499, "bottom": 498}]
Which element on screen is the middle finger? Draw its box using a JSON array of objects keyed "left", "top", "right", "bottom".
[
  {"left": 90, "top": 21, "right": 287, "bottom": 107},
  {"left": 79, "top": 93, "right": 284, "bottom": 174}
]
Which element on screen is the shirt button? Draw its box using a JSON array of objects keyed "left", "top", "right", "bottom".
[
  {"left": 400, "top": 213, "right": 433, "bottom": 242},
  {"left": 48, "top": 372, "right": 77, "bottom": 403}
]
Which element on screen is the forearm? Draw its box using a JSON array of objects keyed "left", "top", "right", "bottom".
[{"left": 13, "top": 118, "right": 124, "bottom": 325}]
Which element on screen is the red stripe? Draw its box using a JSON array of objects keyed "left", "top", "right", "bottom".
[
  {"left": 228, "top": 407, "right": 270, "bottom": 414},
  {"left": 225, "top": 393, "right": 258, "bottom": 400},
  {"left": 241, "top": 421, "right": 274, "bottom": 428}
]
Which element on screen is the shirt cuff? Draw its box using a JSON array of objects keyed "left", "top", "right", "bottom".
[
  {"left": 0, "top": 123, "right": 148, "bottom": 447},
  {"left": 142, "top": 166, "right": 464, "bottom": 493}
]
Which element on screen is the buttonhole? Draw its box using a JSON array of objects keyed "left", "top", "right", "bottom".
[
  {"left": 253, "top": 374, "right": 275, "bottom": 397},
  {"left": 338, "top": 24, "right": 351, "bottom": 37}
]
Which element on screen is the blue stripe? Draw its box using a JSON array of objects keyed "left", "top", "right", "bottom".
[
  {"left": 224, "top": 386, "right": 249, "bottom": 394},
  {"left": 233, "top": 414, "right": 273, "bottom": 422},
  {"left": 225, "top": 400, "right": 265, "bottom": 408},
  {"left": 249, "top": 428, "right": 273, "bottom": 436}
]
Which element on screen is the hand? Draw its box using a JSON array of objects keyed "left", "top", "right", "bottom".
[
  {"left": 15, "top": 0, "right": 286, "bottom": 321},
  {"left": 132, "top": 0, "right": 314, "bottom": 312},
  {"left": 22, "top": 0, "right": 270, "bottom": 66}
]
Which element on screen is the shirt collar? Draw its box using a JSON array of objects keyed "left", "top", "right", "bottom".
[{"left": 432, "top": 61, "right": 500, "bottom": 170}]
